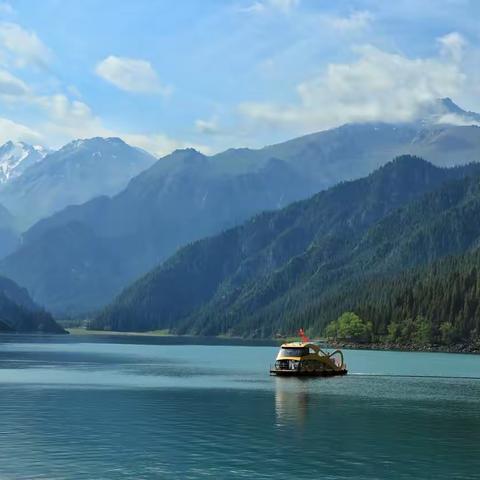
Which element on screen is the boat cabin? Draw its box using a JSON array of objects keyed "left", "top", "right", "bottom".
[{"left": 270, "top": 341, "right": 347, "bottom": 376}]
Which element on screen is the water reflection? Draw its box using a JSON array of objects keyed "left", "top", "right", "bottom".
[
  {"left": 274, "top": 377, "right": 312, "bottom": 427},
  {"left": 2, "top": 336, "right": 480, "bottom": 479}
]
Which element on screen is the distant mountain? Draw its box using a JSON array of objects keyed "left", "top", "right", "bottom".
[
  {"left": 3, "top": 150, "right": 304, "bottom": 315},
  {"left": 209, "top": 98, "right": 480, "bottom": 182},
  {"left": 425, "top": 97, "right": 480, "bottom": 125},
  {"left": 0, "top": 221, "right": 130, "bottom": 316},
  {"left": 0, "top": 137, "right": 156, "bottom": 228},
  {"left": 0, "top": 275, "right": 64, "bottom": 333},
  {"left": 0, "top": 203, "right": 18, "bottom": 259},
  {"left": 0, "top": 141, "right": 48, "bottom": 183},
  {"left": 90, "top": 156, "right": 480, "bottom": 335},
  {"left": 4, "top": 99, "right": 480, "bottom": 315}
]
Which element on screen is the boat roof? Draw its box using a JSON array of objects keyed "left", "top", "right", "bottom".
[{"left": 280, "top": 342, "right": 320, "bottom": 351}]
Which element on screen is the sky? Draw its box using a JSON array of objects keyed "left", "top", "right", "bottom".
[{"left": 0, "top": 0, "right": 479, "bottom": 156}]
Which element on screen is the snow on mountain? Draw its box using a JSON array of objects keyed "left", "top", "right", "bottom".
[
  {"left": 0, "top": 141, "right": 49, "bottom": 183},
  {"left": 421, "top": 98, "right": 480, "bottom": 126},
  {"left": 0, "top": 136, "right": 157, "bottom": 228}
]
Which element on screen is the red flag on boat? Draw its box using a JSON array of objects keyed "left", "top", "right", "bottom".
[{"left": 298, "top": 328, "right": 309, "bottom": 343}]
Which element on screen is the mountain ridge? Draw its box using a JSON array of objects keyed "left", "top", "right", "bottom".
[
  {"left": 0, "top": 137, "right": 156, "bottom": 228},
  {"left": 0, "top": 141, "right": 48, "bottom": 184},
  {"left": 90, "top": 155, "right": 480, "bottom": 336},
  {"left": 4, "top": 98, "right": 480, "bottom": 315}
]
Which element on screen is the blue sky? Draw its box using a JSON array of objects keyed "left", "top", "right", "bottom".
[{"left": 0, "top": 0, "right": 479, "bottom": 155}]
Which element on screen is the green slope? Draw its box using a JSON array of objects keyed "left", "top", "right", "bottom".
[
  {"left": 307, "top": 250, "right": 480, "bottom": 346},
  {"left": 91, "top": 156, "right": 480, "bottom": 336}
]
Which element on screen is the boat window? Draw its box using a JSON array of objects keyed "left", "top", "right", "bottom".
[{"left": 278, "top": 348, "right": 308, "bottom": 357}]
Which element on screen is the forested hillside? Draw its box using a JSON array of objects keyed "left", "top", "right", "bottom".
[
  {"left": 0, "top": 276, "right": 65, "bottom": 333},
  {"left": 91, "top": 156, "right": 480, "bottom": 339},
  {"left": 315, "top": 251, "right": 480, "bottom": 346}
]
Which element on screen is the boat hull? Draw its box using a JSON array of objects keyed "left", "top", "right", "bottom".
[{"left": 269, "top": 368, "right": 348, "bottom": 377}]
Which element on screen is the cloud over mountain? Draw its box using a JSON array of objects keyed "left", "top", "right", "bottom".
[
  {"left": 95, "top": 56, "right": 171, "bottom": 95},
  {"left": 0, "top": 2, "right": 477, "bottom": 155},
  {"left": 239, "top": 42, "right": 466, "bottom": 133}
]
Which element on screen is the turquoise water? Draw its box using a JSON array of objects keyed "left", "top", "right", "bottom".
[{"left": 1, "top": 335, "right": 480, "bottom": 479}]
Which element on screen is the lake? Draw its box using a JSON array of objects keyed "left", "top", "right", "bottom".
[{"left": 1, "top": 334, "right": 479, "bottom": 479}]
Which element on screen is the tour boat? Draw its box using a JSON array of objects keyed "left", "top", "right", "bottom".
[{"left": 270, "top": 330, "right": 347, "bottom": 377}]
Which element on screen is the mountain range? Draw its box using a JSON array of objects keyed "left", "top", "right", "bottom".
[
  {"left": 90, "top": 156, "right": 480, "bottom": 337},
  {"left": 0, "top": 137, "right": 156, "bottom": 229},
  {"left": 0, "top": 141, "right": 50, "bottom": 258},
  {"left": 2, "top": 98, "right": 480, "bottom": 316},
  {"left": 0, "top": 141, "right": 48, "bottom": 184}
]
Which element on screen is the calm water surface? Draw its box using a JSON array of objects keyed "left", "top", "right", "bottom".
[{"left": 1, "top": 334, "right": 479, "bottom": 479}]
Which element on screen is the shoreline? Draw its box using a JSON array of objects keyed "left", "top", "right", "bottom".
[
  {"left": 66, "top": 328, "right": 172, "bottom": 337},
  {"left": 65, "top": 329, "right": 480, "bottom": 354},
  {"left": 327, "top": 341, "right": 480, "bottom": 354},
  {"left": 65, "top": 328, "right": 278, "bottom": 345}
]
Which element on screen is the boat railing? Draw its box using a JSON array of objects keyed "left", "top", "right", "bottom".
[{"left": 327, "top": 349, "right": 345, "bottom": 370}]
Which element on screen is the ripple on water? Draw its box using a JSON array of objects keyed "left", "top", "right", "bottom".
[{"left": 1, "top": 335, "right": 480, "bottom": 479}]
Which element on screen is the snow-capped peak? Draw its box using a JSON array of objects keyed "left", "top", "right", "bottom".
[
  {"left": 58, "top": 137, "right": 126, "bottom": 155},
  {"left": 0, "top": 141, "right": 49, "bottom": 183},
  {"left": 420, "top": 98, "right": 480, "bottom": 127}
]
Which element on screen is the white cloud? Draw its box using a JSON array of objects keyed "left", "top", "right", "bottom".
[
  {"left": 0, "top": 22, "right": 52, "bottom": 68},
  {"left": 239, "top": 44, "right": 465, "bottom": 132},
  {"left": 95, "top": 56, "right": 171, "bottom": 95},
  {"left": 40, "top": 94, "right": 93, "bottom": 123},
  {"left": 0, "top": 69, "right": 29, "bottom": 96},
  {"left": 0, "top": 109, "right": 206, "bottom": 159},
  {"left": 30, "top": 94, "right": 105, "bottom": 145},
  {"left": 239, "top": 0, "right": 299, "bottom": 14},
  {"left": 238, "top": 1, "right": 265, "bottom": 13},
  {"left": 327, "top": 11, "right": 373, "bottom": 31},
  {"left": 0, "top": 23, "right": 193, "bottom": 156},
  {"left": 437, "top": 32, "right": 466, "bottom": 62},
  {"left": 195, "top": 118, "right": 221, "bottom": 135},
  {"left": 122, "top": 132, "right": 211, "bottom": 157},
  {"left": 66, "top": 84, "right": 82, "bottom": 99},
  {"left": 436, "top": 112, "right": 480, "bottom": 127},
  {"left": 268, "top": 0, "right": 299, "bottom": 13},
  {"left": 0, "top": 117, "right": 42, "bottom": 144},
  {"left": 21, "top": 92, "right": 206, "bottom": 156}
]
